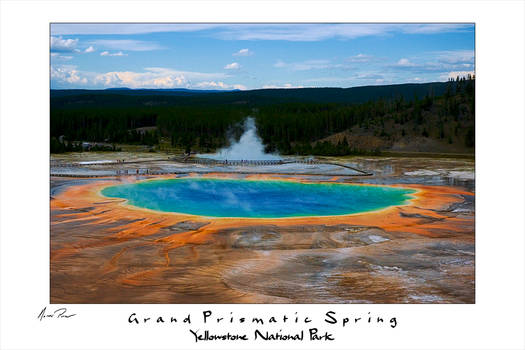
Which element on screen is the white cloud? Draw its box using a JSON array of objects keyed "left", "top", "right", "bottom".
[
  {"left": 50, "top": 36, "right": 78, "bottom": 52},
  {"left": 145, "top": 67, "right": 227, "bottom": 80},
  {"left": 100, "top": 51, "right": 127, "bottom": 57},
  {"left": 51, "top": 65, "right": 233, "bottom": 89},
  {"left": 233, "top": 48, "right": 253, "bottom": 56},
  {"left": 388, "top": 51, "right": 475, "bottom": 74},
  {"left": 436, "top": 50, "right": 474, "bottom": 64},
  {"left": 304, "top": 72, "right": 385, "bottom": 84},
  {"left": 50, "top": 52, "right": 73, "bottom": 60},
  {"left": 195, "top": 81, "right": 247, "bottom": 90},
  {"left": 95, "top": 70, "right": 184, "bottom": 88},
  {"left": 224, "top": 62, "right": 240, "bottom": 70},
  {"left": 195, "top": 81, "right": 227, "bottom": 89},
  {"left": 91, "top": 39, "right": 163, "bottom": 51},
  {"left": 304, "top": 76, "right": 351, "bottom": 83},
  {"left": 400, "top": 24, "right": 472, "bottom": 34},
  {"left": 93, "top": 67, "right": 228, "bottom": 89},
  {"left": 396, "top": 58, "right": 416, "bottom": 67},
  {"left": 262, "top": 83, "right": 305, "bottom": 89},
  {"left": 84, "top": 46, "right": 95, "bottom": 53},
  {"left": 273, "top": 59, "right": 340, "bottom": 71},
  {"left": 51, "top": 65, "right": 87, "bottom": 84},
  {"left": 348, "top": 53, "right": 374, "bottom": 63},
  {"left": 232, "top": 84, "right": 248, "bottom": 90},
  {"left": 355, "top": 73, "right": 384, "bottom": 80}
]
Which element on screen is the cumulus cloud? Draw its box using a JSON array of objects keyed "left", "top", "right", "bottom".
[
  {"left": 95, "top": 70, "right": 181, "bottom": 88},
  {"left": 95, "top": 70, "right": 183, "bottom": 88},
  {"left": 51, "top": 65, "right": 87, "bottom": 84},
  {"left": 92, "top": 67, "right": 229, "bottom": 89},
  {"left": 224, "top": 62, "right": 240, "bottom": 70},
  {"left": 50, "top": 36, "right": 78, "bottom": 52},
  {"left": 100, "top": 51, "right": 127, "bottom": 57},
  {"left": 233, "top": 48, "right": 253, "bottom": 56},
  {"left": 50, "top": 65, "right": 235, "bottom": 89},
  {"left": 84, "top": 46, "right": 95, "bottom": 53}
]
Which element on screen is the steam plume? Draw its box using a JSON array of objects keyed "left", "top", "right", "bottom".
[{"left": 202, "top": 117, "right": 281, "bottom": 160}]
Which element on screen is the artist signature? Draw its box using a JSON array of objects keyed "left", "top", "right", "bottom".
[{"left": 37, "top": 306, "right": 76, "bottom": 321}]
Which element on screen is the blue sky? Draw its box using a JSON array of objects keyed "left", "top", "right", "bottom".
[{"left": 50, "top": 23, "right": 474, "bottom": 90}]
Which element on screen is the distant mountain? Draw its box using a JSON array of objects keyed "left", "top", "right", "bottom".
[
  {"left": 51, "top": 88, "right": 239, "bottom": 98},
  {"left": 51, "top": 82, "right": 454, "bottom": 108}
]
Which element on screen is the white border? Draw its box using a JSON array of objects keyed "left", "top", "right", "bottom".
[{"left": 1, "top": 1, "right": 524, "bottom": 349}]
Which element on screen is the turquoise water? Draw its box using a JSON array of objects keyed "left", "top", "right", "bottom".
[{"left": 101, "top": 178, "right": 416, "bottom": 218}]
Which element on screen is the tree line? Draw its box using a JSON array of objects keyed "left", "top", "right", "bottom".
[{"left": 51, "top": 77, "right": 474, "bottom": 155}]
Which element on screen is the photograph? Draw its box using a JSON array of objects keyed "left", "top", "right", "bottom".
[
  {"left": 46, "top": 22, "right": 481, "bottom": 306},
  {"left": 49, "top": 23, "right": 476, "bottom": 304}
]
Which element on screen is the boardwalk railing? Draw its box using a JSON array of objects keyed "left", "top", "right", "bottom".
[
  {"left": 172, "top": 157, "right": 326, "bottom": 166},
  {"left": 50, "top": 157, "right": 372, "bottom": 177}
]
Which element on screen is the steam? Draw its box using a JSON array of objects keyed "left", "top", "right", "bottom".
[{"left": 201, "top": 117, "right": 281, "bottom": 160}]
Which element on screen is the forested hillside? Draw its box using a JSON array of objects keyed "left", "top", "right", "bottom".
[
  {"left": 50, "top": 78, "right": 474, "bottom": 155},
  {"left": 256, "top": 77, "right": 475, "bottom": 155}
]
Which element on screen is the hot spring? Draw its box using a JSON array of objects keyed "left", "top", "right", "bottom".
[{"left": 101, "top": 178, "right": 416, "bottom": 218}]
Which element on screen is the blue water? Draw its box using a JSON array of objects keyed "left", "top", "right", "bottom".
[{"left": 101, "top": 178, "right": 416, "bottom": 218}]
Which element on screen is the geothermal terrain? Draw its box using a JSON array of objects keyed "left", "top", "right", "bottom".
[{"left": 50, "top": 153, "right": 474, "bottom": 304}]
